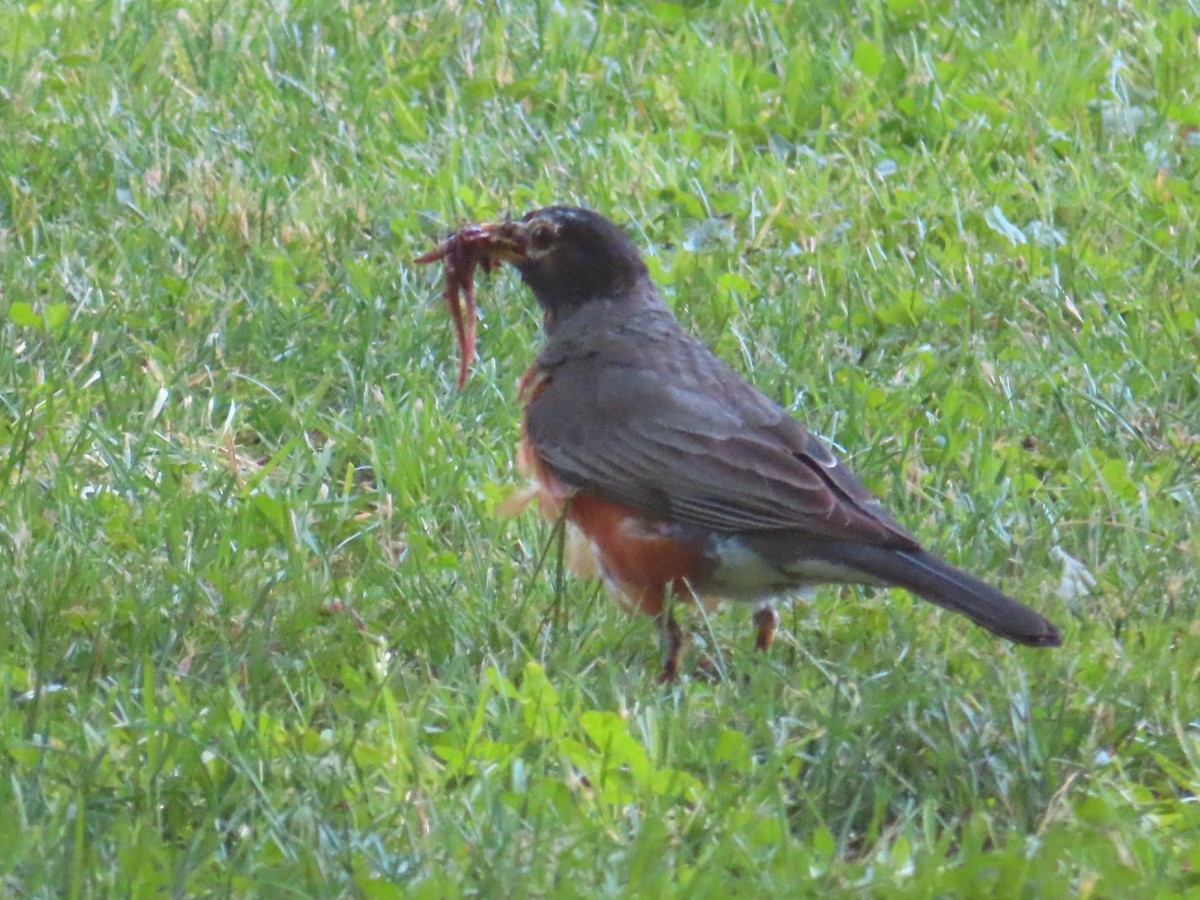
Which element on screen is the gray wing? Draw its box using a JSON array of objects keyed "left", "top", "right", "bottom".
[{"left": 524, "top": 335, "right": 919, "bottom": 549}]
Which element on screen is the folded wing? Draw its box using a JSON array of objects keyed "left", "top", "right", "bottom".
[{"left": 525, "top": 331, "right": 920, "bottom": 551}]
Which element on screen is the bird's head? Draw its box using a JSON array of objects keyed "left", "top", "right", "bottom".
[
  {"left": 507, "top": 207, "right": 649, "bottom": 317},
  {"left": 415, "top": 206, "right": 653, "bottom": 385},
  {"left": 436, "top": 207, "right": 650, "bottom": 322}
]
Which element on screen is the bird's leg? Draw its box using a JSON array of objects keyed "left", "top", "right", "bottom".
[
  {"left": 753, "top": 602, "right": 779, "bottom": 652},
  {"left": 654, "top": 606, "right": 683, "bottom": 684}
]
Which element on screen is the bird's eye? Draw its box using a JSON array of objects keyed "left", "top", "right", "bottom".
[{"left": 529, "top": 223, "right": 555, "bottom": 253}]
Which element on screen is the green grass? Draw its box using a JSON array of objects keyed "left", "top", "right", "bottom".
[{"left": 2, "top": 0, "right": 1198, "bottom": 895}]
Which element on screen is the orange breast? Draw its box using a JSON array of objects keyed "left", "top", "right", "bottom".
[
  {"left": 515, "top": 365, "right": 713, "bottom": 616},
  {"left": 562, "top": 491, "right": 713, "bottom": 615},
  {"left": 516, "top": 443, "right": 715, "bottom": 616}
]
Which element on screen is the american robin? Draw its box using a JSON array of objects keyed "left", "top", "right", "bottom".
[{"left": 418, "top": 206, "right": 1062, "bottom": 681}]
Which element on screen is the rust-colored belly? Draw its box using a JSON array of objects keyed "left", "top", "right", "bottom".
[
  {"left": 514, "top": 364, "right": 714, "bottom": 616},
  {"left": 514, "top": 441, "right": 710, "bottom": 616}
]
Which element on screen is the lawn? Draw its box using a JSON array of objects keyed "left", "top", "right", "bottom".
[{"left": 2, "top": 0, "right": 1198, "bottom": 895}]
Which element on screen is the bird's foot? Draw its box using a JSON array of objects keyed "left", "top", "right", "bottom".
[{"left": 753, "top": 603, "right": 779, "bottom": 652}]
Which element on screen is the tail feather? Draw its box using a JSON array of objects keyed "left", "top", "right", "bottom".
[{"left": 832, "top": 545, "right": 1061, "bottom": 647}]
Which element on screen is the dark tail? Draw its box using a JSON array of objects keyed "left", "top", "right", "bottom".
[{"left": 832, "top": 545, "right": 1061, "bottom": 647}]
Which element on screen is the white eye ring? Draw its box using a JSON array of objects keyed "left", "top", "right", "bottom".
[{"left": 528, "top": 223, "right": 555, "bottom": 254}]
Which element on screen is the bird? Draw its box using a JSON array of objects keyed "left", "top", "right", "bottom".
[{"left": 420, "top": 205, "right": 1062, "bottom": 681}]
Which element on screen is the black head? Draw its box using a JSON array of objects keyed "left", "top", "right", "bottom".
[{"left": 510, "top": 207, "right": 650, "bottom": 319}]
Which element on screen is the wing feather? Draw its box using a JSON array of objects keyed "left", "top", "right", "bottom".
[{"left": 525, "top": 330, "right": 919, "bottom": 550}]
